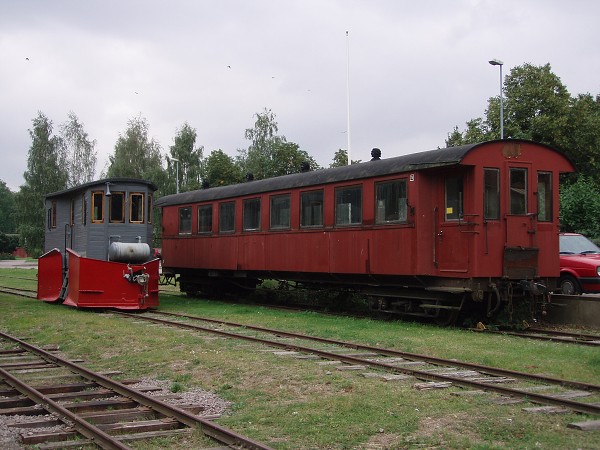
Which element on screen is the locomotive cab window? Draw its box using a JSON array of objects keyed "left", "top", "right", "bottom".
[
  {"left": 179, "top": 207, "right": 192, "bottom": 234},
  {"left": 510, "top": 168, "right": 528, "bottom": 215},
  {"left": 537, "top": 172, "right": 552, "bottom": 222},
  {"left": 445, "top": 177, "right": 463, "bottom": 221},
  {"left": 148, "top": 194, "right": 153, "bottom": 224},
  {"left": 198, "top": 204, "right": 213, "bottom": 233},
  {"left": 375, "top": 179, "right": 407, "bottom": 224},
  {"left": 129, "top": 193, "right": 144, "bottom": 223},
  {"left": 82, "top": 195, "right": 87, "bottom": 226},
  {"left": 243, "top": 198, "right": 261, "bottom": 231},
  {"left": 91, "top": 191, "right": 104, "bottom": 223},
  {"left": 219, "top": 202, "right": 235, "bottom": 233},
  {"left": 109, "top": 192, "right": 125, "bottom": 223},
  {"left": 484, "top": 168, "right": 500, "bottom": 220},
  {"left": 270, "top": 194, "right": 290, "bottom": 230},
  {"left": 48, "top": 201, "right": 57, "bottom": 230},
  {"left": 301, "top": 190, "right": 324, "bottom": 228},
  {"left": 335, "top": 186, "right": 362, "bottom": 226}
]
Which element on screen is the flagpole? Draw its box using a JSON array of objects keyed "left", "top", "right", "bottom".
[{"left": 346, "top": 30, "right": 351, "bottom": 166}]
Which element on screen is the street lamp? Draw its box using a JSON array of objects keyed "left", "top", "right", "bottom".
[
  {"left": 488, "top": 58, "right": 504, "bottom": 139},
  {"left": 171, "top": 157, "right": 180, "bottom": 194}
]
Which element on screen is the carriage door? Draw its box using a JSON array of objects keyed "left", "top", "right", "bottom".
[
  {"left": 436, "top": 175, "right": 469, "bottom": 273},
  {"left": 504, "top": 164, "right": 538, "bottom": 278}
]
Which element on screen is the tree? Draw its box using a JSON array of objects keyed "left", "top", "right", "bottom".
[
  {"left": 0, "top": 181, "right": 16, "bottom": 234},
  {"left": 60, "top": 112, "right": 97, "bottom": 187},
  {"left": 561, "top": 93, "right": 600, "bottom": 180},
  {"left": 330, "top": 149, "right": 348, "bottom": 168},
  {"left": 15, "top": 112, "right": 68, "bottom": 255},
  {"left": 447, "top": 63, "right": 571, "bottom": 148},
  {"left": 203, "top": 150, "right": 243, "bottom": 187},
  {"left": 107, "top": 115, "right": 163, "bottom": 181},
  {"left": 167, "top": 123, "right": 203, "bottom": 193},
  {"left": 559, "top": 176, "right": 600, "bottom": 239},
  {"left": 239, "top": 108, "right": 318, "bottom": 179}
]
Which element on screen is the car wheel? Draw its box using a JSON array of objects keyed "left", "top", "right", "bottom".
[{"left": 558, "top": 274, "right": 582, "bottom": 295}]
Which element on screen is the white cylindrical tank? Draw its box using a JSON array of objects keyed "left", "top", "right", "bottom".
[{"left": 108, "top": 242, "right": 151, "bottom": 263}]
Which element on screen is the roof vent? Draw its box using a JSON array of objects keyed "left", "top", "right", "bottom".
[{"left": 371, "top": 148, "right": 381, "bottom": 161}]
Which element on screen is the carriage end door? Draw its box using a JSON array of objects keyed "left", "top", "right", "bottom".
[{"left": 436, "top": 175, "right": 469, "bottom": 273}]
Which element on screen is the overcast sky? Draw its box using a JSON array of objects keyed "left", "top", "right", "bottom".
[{"left": 1, "top": 0, "right": 599, "bottom": 191}]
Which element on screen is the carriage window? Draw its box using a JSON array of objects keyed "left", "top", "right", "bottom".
[
  {"left": 445, "top": 177, "right": 463, "bottom": 221},
  {"left": 198, "top": 205, "right": 213, "bottom": 233},
  {"left": 91, "top": 191, "right": 104, "bottom": 223},
  {"left": 510, "top": 168, "right": 528, "bottom": 215},
  {"left": 270, "top": 194, "right": 290, "bottom": 229},
  {"left": 537, "top": 172, "right": 552, "bottom": 222},
  {"left": 484, "top": 168, "right": 500, "bottom": 220},
  {"left": 243, "top": 198, "right": 261, "bottom": 231},
  {"left": 109, "top": 192, "right": 125, "bottom": 223},
  {"left": 130, "top": 193, "right": 144, "bottom": 223},
  {"left": 179, "top": 207, "right": 192, "bottom": 234},
  {"left": 335, "top": 185, "right": 362, "bottom": 226},
  {"left": 219, "top": 202, "right": 235, "bottom": 233},
  {"left": 148, "top": 194, "right": 153, "bottom": 223},
  {"left": 301, "top": 190, "right": 324, "bottom": 227},
  {"left": 375, "top": 180, "right": 407, "bottom": 224}
]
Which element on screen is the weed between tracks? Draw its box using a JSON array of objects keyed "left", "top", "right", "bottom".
[{"left": 1, "top": 268, "right": 599, "bottom": 449}]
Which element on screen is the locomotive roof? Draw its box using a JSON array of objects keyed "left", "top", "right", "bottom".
[
  {"left": 45, "top": 177, "right": 157, "bottom": 200},
  {"left": 155, "top": 140, "right": 564, "bottom": 207}
]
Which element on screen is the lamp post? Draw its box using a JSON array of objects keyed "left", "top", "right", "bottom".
[
  {"left": 171, "top": 158, "right": 180, "bottom": 194},
  {"left": 488, "top": 58, "right": 504, "bottom": 139}
]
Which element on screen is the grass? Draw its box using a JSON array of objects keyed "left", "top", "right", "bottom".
[{"left": 1, "top": 268, "right": 599, "bottom": 448}]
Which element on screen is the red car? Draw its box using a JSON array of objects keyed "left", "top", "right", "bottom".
[{"left": 558, "top": 233, "right": 600, "bottom": 294}]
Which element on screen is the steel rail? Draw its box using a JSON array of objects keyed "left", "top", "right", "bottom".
[
  {"left": 0, "top": 330, "right": 274, "bottom": 450},
  {"left": 151, "top": 310, "right": 600, "bottom": 392},
  {"left": 0, "top": 286, "right": 37, "bottom": 299},
  {"left": 0, "top": 366, "right": 130, "bottom": 450},
  {"left": 119, "top": 311, "right": 600, "bottom": 416},
  {"left": 477, "top": 329, "right": 600, "bottom": 346}
]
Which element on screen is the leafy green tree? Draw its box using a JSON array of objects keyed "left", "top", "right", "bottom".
[
  {"left": 502, "top": 63, "right": 570, "bottom": 144},
  {"left": 239, "top": 108, "right": 318, "bottom": 179},
  {"left": 60, "top": 111, "right": 97, "bottom": 187},
  {"left": 167, "top": 123, "right": 203, "bottom": 193},
  {"left": 330, "top": 149, "right": 348, "bottom": 168},
  {"left": 560, "top": 176, "right": 600, "bottom": 239},
  {"left": 15, "top": 112, "right": 68, "bottom": 255},
  {"left": 561, "top": 93, "right": 600, "bottom": 180},
  {"left": 203, "top": 150, "right": 243, "bottom": 187},
  {"left": 0, "top": 181, "right": 16, "bottom": 234},
  {"left": 107, "top": 115, "right": 164, "bottom": 181},
  {"left": 447, "top": 63, "right": 571, "bottom": 147}
]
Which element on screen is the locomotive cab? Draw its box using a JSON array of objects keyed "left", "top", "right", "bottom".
[{"left": 37, "top": 178, "right": 160, "bottom": 310}]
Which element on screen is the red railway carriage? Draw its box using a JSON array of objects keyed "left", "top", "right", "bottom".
[{"left": 156, "top": 140, "right": 575, "bottom": 322}]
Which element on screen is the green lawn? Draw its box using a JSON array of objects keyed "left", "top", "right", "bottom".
[{"left": 1, "top": 268, "right": 599, "bottom": 449}]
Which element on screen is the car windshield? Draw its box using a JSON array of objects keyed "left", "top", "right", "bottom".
[{"left": 560, "top": 234, "right": 600, "bottom": 255}]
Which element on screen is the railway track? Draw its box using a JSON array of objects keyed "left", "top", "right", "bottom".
[
  {"left": 116, "top": 310, "right": 600, "bottom": 418},
  {"left": 0, "top": 285, "right": 37, "bottom": 299},
  {"left": 475, "top": 327, "right": 600, "bottom": 347},
  {"left": 2, "top": 283, "right": 599, "bottom": 349},
  {"left": 0, "top": 331, "right": 273, "bottom": 449}
]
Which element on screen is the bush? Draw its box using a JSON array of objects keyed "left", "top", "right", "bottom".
[{"left": 0, "top": 232, "right": 18, "bottom": 254}]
